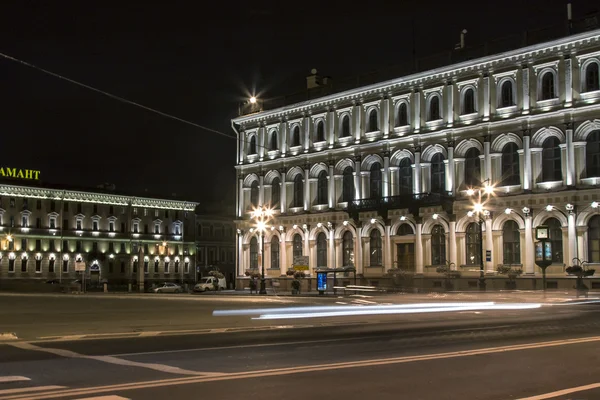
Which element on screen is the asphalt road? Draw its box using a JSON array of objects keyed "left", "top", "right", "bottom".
[{"left": 1, "top": 293, "right": 600, "bottom": 399}]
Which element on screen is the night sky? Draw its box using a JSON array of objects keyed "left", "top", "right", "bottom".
[{"left": 1, "top": 1, "right": 597, "bottom": 213}]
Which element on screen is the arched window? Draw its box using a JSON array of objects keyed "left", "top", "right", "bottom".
[
  {"left": 399, "top": 158, "right": 413, "bottom": 195},
  {"left": 500, "top": 80, "right": 514, "bottom": 108},
  {"left": 293, "top": 234, "right": 303, "bottom": 258},
  {"left": 249, "top": 136, "right": 257, "bottom": 155},
  {"left": 541, "top": 137, "right": 562, "bottom": 182},
  {"left": 293, "top": 174, "right": 303, "bottom": 208},
  {"left": 465, "top": 222, "right": 481, "bottom": 265},
  {"left": 316, "top": 232, "right": 327, "bottom": 267},
  {"left": 317, "top": 171, "right": 328, "bottom": 205},
  {"left": 396, "top": 102, "right": 408, "bottom": 127},
  {"left": 342, "top": 231, "right": 354, "bottom": 267},
  {"left": 291, "top": 126, "right": 301, "bottom": 147},
  {"left": 369, "top": 229, "right": 382, "bottom": 266},
  {"left": 341, "top": 115, "right": 351, "bottom": 137},
  {"left": 429, "top": 95, "right": 441, "bottom": 121},
  {"left": 431, "top": 225, "right": 446, "bottom": 265},
  {"left": 249, "top": 237, "right": 258, "bottom": 269},
  {"left": 585, "top": 62, "right": 599, "bottom": 92},
  {"left": 588, "top": 215, "right": 600, "bottom": 263},
  {"left": 342, "top": 167, "right": 354, "bottom": 203},
  {"left": 430, "top": 153, "right": 446, "bottom": 194},
  {"left": 463, "top": 88, "right": 475, "bottom": 114},
  {"left": 502, "top": 220, "right": 521, "bottom": 264},
  {"left": 586, "top": 130, "right": 600, "bottom": 178},
  {"left": 501, "top": 143, "right": 520, "bottom": 186},
  {"left": 397, "top": 224, "right": 413, "bottom": 235},
  {"left": 270, "top": 131, "right": 278, "bottom": 151},
  {"left": 250, "top": 181, "right": 259, "bottom": 207},
  {"left": 368, "top": 109, "right": 378, "bottom": 132},
  {"left": 271, "top": 236, "right": 280, "bottom": 269},
  {"left": 464, "top": 148, "right": 481, "bottom": 187},
  {"left": 546, "top": 218, "right": 563, "bottom": 263},
  {"left": 541, "top": 71, "right": 555, "bottom": 100},
  {"left": 316, "top": 120, "right": 325, "bottom": 142},
  {"left": 370, "top": 162, "right": 382, "bottom": 199},
  {"left": 271, "top": 177, "right": 280, "bottom": 207}
]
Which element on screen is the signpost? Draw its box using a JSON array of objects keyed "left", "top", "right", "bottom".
[
  {"left": 534, "top": 226, "right": 552, "bottom": 291},
  {"left": 293, "top": 256, "right": 309, "bottom": 271}
]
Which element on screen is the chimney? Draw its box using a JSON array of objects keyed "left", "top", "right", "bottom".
[
  {"left": 306, "top": 69, "right": 333, "bottom": 90},
  {"left": 454, "top": 29, "right": 468, "bottom": 50}
]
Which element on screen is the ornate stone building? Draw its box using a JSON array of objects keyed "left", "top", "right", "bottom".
[
  {"left": 0, "top": 182, "right": 197, "bottom": 288},
  {"left": 232, "top": 29, "right": 600, "bottom": 287}
]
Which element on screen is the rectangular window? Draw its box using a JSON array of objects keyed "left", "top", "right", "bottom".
[
  {"left": 36, "top": 200, "right": 42, "bottom": 210},
  {"left": 155, "top": 210, "right": 159, "bottom": 217},
  {"left": 144, "top": 260, "right": 149, "bottom": 274},
  {"left": 8, "top": 258, "right": 15, "bottom": 272},
  {"left": 22, "top": 216, "right": 28, "bottom": 227},
  {"left": 49, "top": 258, "right": 55, "bottom": 273},
  {"left": 120, "top": 261, "right": 125, "bottom": 273},
  {"left": 76, "top": 241, "right": 82, "bottom": 252},
  {"left": 62, "top": 240, "right": 68, "bottom": 252},
  {"left": 49, "top": 239, "right": 56, "bottom": 252},
  {"left": 35, "top": 239, "right": 41, "bottom": 251},
  {"left": 121, "top": 222, "right": 125, "bottom": 232},
  {"left": 132, "top": 243, "right": 138, "bottom": 255},
  {"left": 77, "top": 203, "right": 82, "bottom": 214},
  {"left": 92, "top": 242, "right": 98, "bottom": 252},
  {"left": 133, "top": 207, "right": 138, "bottom": 215},
  {"left": 120, "top": 243, "right": 126, "bottom": 253},
  {"left": 109, "top": 242, "right": 115, "bottom": 253},
  {"left": 10, "top": 216, "right": 14, "bottom": 227},
  {"left": 21, "top": 258, "right": 28, "bottom": 272},
  {"left": 93, "top": 204, "right": 98, "bottom": 214},
  {"left": 133, "top": 223, "right": 139, "bottom": 233},
  {"left": 154, "top": 259, "right": 159, "bottom": 273},
  {"left": 63, "top": 219, "right": 69, "bottom": 230},
  {"left": 109, "top": 221, "right": 114, "bottom": 232},
  {"left": 62, "top": 259, "right": 68, "bottom": 273},
  {"left": 144, "top": 244, "right": 149, "bottom": 254},
  {"left": 23, "top": 199, "right": 28, "bottom": 209},
  {"left": 10, "top": 198, "right": 15, "bottom": 208},
  {"left": 35, "top": 258, "right": 42, "bottom": 273},
  {"left": 144, "top": 224, "right": 149, "bottom": 234},
  {"left": 93, "top": 221, "right": 99, "bottom": 231},
  {"left": 64, "top": 202, "right": 69, "bottom": 212},
  {"left": 144, "top": 208, "right": 148, "bottom": 216},
  {"left": 76, "top": 220, "right": 82, "bottom": 230},
  {"left": 154, "top": 224, "right": 159, "bottom": 234},
  {"left": 8, "top": 239, "right": 14, "bottom": 250},
  {"left": 184, "top": 261, "right": 189, "bottom": 274},
  {"left": 50, "top": 218, "right": 56, "bottom": 229},
  {"left": 36, "top": 217, "right": 41, "bottom": 228},
  {"left": 50, "top": 200, "right": 56, "bottom": 212},
  {"left": 21, "top": 239, "right": 27, "bottom": 251},
  {"left": 109, "top": 205, "right": 114, "bottom": 215},
  {"left": 175, "top": 211, "right": 179, "bottom": 220},
  {"left": 165, "top": 210, "right": 169, "bottom": 219}
]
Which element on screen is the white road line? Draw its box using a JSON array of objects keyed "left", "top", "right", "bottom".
[
  {"left": 9, "top": 342, "right": 222, "bottom": 377},
  {"left": 0, "top": 387, "right": 65, "bottom": 396},
  {"left": 75, "top": 396, "right": 131, "bottom": 400},
  {"left": 0, "top": 377, "right": 30, "bottom": 384},
  {"left": 517, "top": 382, "right": 600, "bottom": 399}
]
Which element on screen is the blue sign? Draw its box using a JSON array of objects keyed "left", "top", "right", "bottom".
[
  {"left": 317, "top": 272, "right": 327, "bottom": 291},
  {"left": 90, "top": 264, "right": 100, "bottom": 272}
]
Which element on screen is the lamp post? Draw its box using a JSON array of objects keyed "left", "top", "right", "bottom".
[
  {"left": 467, "top": 179, "right": 494, "bottom": 291},
  {"left": 251, "top": 206, "right": 274, "bottom": 295}
]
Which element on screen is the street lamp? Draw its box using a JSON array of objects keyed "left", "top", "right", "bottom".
[
  {"left": 249, "top": 96, "right": 257, "bottom": 104},
  {"left": 467, "top": 179, "right": 494, "bottom": 291},
  {"left": 251, "top": 206, "right": 274, "bottom": 295}
]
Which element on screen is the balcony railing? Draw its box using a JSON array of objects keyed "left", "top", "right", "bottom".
[{"left": 347, "top": 192, "right": 454, "bottom": 219}]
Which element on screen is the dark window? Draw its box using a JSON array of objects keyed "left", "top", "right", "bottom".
[
  {"left": 62, "top": 240, "right": 68, "bottom": 252},
  {"left": 585, "top": 62, "right": 599, "bottom": 92},
  {"left": 270, "top": 236, "right": 280, "bottom": 269},
  {"left": 316, "top": 121, "right": 325, "bottom": 142},
  {"left": 76, "top": 241, "right": 82, "bottom": 252},
  {"left": 397, "top": 224, "right": 413, "bottom": 235},
  {"left": 10, "top": 198, "right": 15, "bottom": 208},
  {"left": 120, "top": 242, "right": 126, "bottom": 253},
  {"left": 62, "top": 259, "right": 68, "bottom": 272},
  {"left": 93, "top": 204, "right": 98, "bottom": 214},
  {"left": 270, "top": 131, "right": 278, "bottom": 151},
  {"left": 50, "top": 218, "right": 56, "bottom": 229},
  {"left": 500, "top": 80, "right": 514, "bottom": 107},
  {"left": 250, "top": 181, "right": 259, "bottom": 207},
  {"left": 463, "top": 88, "right": 475, "bottom": 114},
  {"left": 121, "top": 261, "right": 125, "bottom": 273},
  {"left": 342, "top": 167, "right": 354, "bottom": 203},
  {"left": 293, "top": 174, "right": 304, "bottom": 208},
  {"left": 92, "top": 242, "right": 98, "bottom": 253},
  {"left": 429, "top": 96, "right": 441, "bottom": 121},
  {"left": 49, "top": 239, "right": 56, "bottom": 252},
  {"left": 341, "top": 115, "right": 351, "bottom": 137},
  {"left": 464, "top": 148, "right": 481, "bottom": 187},
  {"left": 109, "top": 205, "right": 114, "bottom": 215},
  {"left": 36, "top": 200, "right": 41, "bottom": 210},
  {"left": 76, "top": 220, "right": 82, "bottom": 230},
  {"left": 369, "top": 230, "right": 382, "bottom": 266},
  {"left": 368, "top": 109, "right": 378, "bottom": 132},
  {"left": 316, "top": 232, "right": 327, "bottom": 267},
  {"left": 501, "top": 143, "right": 520, "bottom": 186},
  {"left": 465, "top": 223, "right": 481, "bottom": 265},
  {"left": 370, "top": 162, "right": 382, "bottom": 199},
  {"left": 541, "top": 137, "right": 562, "bottom": 182},
  {"left": 77, "top": 203, "right": 82, "bottom": 214},
  {"left": 121, "top": 222, "right": 125, "bottom": 232},
  {"left": 430, "top": 153, "right": 446, "bottom": 194},
  {"left": 249, "top": 237, "right": 258, "bottom": 269},
  {"left": 64, "top": 202, "right": 69, "bottom": 212},
  {"left": 50, "top": 200, "right": 55, "bottom": 212},
  {"left": 546, "top": 218, "right": 563, "bottom": 263},
  {"left": 271, "top": 178, "right": 280, "bottom": 207},
  {"left": 291, "top": 126, "right": 301, "bottom": 147},
  {"left": 174, "top": 260, "right": 179, "bottom": 274},
  {"left": 342, "top": 231, "right": 354, "bottom": 267},
  {"left": 21, "top": 238, "right": 26, "bottom": 250},
  {"left": 431, "top": 225, "right": 446, "bottom": 265},
  {"left": 36, "top": 217, "right": 41, "bottom": 228},
  {"left": 586, "top": 130, "right": 600, "bottom": 178},
  {"left": 293, "top": 234, "right": 303, "bottom": 258},
  {"left": 154, "top": 259, "right": 159, "bottom": 273},
  {"left": 49, "top": 258, "right": 55, "bottom": 273},
  {"left": 503, "top": 220, "right": 521, "bottom": 264},
  {"left": 36, "top": 258, "right": 41, "bottom": 272},
  {"left": 399, "top": 158, "right": 413, "bottom": 195},
  {"left": 35, "top": 239, "right": 41, "bottom": 251},
  {"left": 588, "top": 215, "right": 600, "bottom": 263},
  {"left": 396, "top": 103, "right": 408, "bottom": 126},
  {"left": 541, "top": 71, "right": 555, "bottom": 100},
  {"left": 317, "top": 171, "right": 328, "bottom": 205},
  {"left": 9, "top": 258, "right": 15, "bottom": 272},
  {"left": 144, "top": 260, "right": 149, "bottom": 274},
  {"left": 249, "top": 136, "right": 257, "bottom": 155}
]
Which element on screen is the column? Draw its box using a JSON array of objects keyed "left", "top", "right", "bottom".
[
  {"left": 446, "top": 143, "right": 455, "bottom": 194},
  {"left": 280, "top": 120, "right": 288, "bottom": 156},
  {"left": 355, "top": 226, "right": 363, "bottom": 274},
  {"left": 303, "top": 115, "right": 311, "bottom": 152},
  {"left": 280, "top": 234, "right": 287, "bottom": 274},
  {"left": 522, "top": 65, "right": 530, "bottom": 115},
  {"left": 565, "top": 55, "right": 573, "bottom": 107},
  {"left": 279, "top": 168, "right": 287, "bottom": 214},
  {"left": 237, "top": 233, "right": 244, "bottom": 275},
  {"left": 382, "top": 97, "right": 390, "bottom": 138},
  {"left": 303, "top": 165, "right": 310, "bottom": 211},
  {"left": 568, "top": 212, "right": 577, "bottom": 266},
  {"left": 237, "top": 177, "right": 244, "bottom": 217},
  {"left": 483, "top": 73, "right": 490, "bottom": 121},
  {"left": 483, "top": 138, "right": 492, "bottom": 182},
  {"left": 354, "top": 156, "right": 362, "bottom": 199},
  {"left": 353, "top": 103, "right": 362, "bottom": 142},
  {"left": 446, "top": 81, "right": 454, "bottom": 127},
  {"left": 449, "top": 218, "right": 457, "bottom": 269},
  {"left": 413, "top": 149, "right": 422, "bottom": 195},
  {"left": 413, "top": 90, "right": 421, "bottom": 132},
  {"left": 523, "top": 131, "right": 532, "bottom": 191},
  {"left": 415, "top": 218, "right": 424, "bottom": 274},
  {"left": 336, "top": 238, "right": 343, "bottom": 268},
  {"left": 524, "top": 213, "right": 534, "bottom": 274},
  {"left": 239, "top": 129, "right": 246, "bottom": 163},
  {"left": 304, "top": 228, "right": 312, "bottom": 271},
  {"left": 258, "top": 173, "right": 265, "bottom": 206},
  {"left": 566, "top": 124, "right": 575, "bottom": 187},
  {"left": 329, "top": 227, "right": 335, "bottom": 268},
  {"left": 328, "top": 161, "right": 335, "bottom": 208},
  {"left": 383, "top": 151, "right": 390, "bottom": 197},
  {"left": 258, "top": 125, "right": 266, "bottom": 159},
  {"left": 327, "top": 109, "right": 336, "bottom": 148},
  {"left": 384, "top": 224, "right": 392, "bottom": 271},
  {"left": 485, "top": 215, "right": 494, "bottom": 272}
]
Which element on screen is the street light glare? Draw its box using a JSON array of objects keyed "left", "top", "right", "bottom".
[
  {"left": 257, "top": 221, "right": 266, "bottom": 231},
  {"left": 484, "top": 185, "right": 494, "bottom": 195},
  {"left": 505, "top": 208, "right": 512, "bottom": 215},
  {"left": 466, "top": 189, "right": 475, "bottom": 196},
  {"left": 249, "top": 96, "right": 257, "bottom": 104},
  {"left": 592, "top": 201, "right": 599, "bottom": 209},
  {"left": 474, "top": 203, "right": 483, "bottom": 213}
]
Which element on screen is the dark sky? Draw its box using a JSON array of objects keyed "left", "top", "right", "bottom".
[{"left": 0, "top": 1, "right": 597, "bottom": 213}]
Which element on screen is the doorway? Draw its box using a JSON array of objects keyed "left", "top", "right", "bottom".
[{"left": 396, "top": 243, "right": 415, "bottom": 271}]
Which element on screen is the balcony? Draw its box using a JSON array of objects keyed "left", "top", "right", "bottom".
[{"left": 347, "top": 193, "right": 454, "bottom": 220}]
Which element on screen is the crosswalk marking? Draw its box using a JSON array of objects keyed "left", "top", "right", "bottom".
[
  {"left": 0, "top": 385, "right": 66, "bottom": 395},
  {"left": 0, "top": 376, "right": 30, "bottom": 384}
]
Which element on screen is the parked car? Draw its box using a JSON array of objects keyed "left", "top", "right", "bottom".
[
  {"left": 152, "top": 283, "right": 183, "bottom": 293},
  {"left": 193, "top": 277, "right": 226, "bottom": 292}
]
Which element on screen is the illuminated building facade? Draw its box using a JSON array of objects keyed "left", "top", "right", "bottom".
[
  {"left": 0, "top": 182, "right": 197, "bottom": 287},
  {"left": 232, "top": 29, "right": 600, "bottom": 288}
]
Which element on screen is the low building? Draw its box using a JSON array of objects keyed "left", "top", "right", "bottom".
[{"left": 195, "top": 214, "right": 236, "bottom": 288}]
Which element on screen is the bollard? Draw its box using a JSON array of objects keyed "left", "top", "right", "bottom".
[
  {"left": 128, "top": 283, "right": 132, "bottom": 292},
  {"left": 103, "top": 283, "right": 108, "bottom": 293}
]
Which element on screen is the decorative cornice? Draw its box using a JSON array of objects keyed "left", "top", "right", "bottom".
[{"left": 0, "top": 184, "right": 198, "bottom": 211}]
